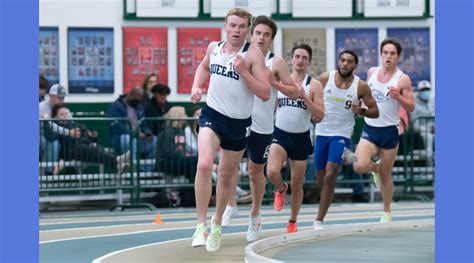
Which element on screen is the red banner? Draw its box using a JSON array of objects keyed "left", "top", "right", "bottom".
[
  {"left": 122, "top": 27, "right": 168, "bottom": 94},
  {"left": 177, "top": 28, "right": 221, "bottom": 94}
]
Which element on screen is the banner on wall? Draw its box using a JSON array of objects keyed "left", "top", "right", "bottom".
[
  {"left": 68, "top": 28, "right": 114, "bottom": 94},
  {"left": 123, "top": 27, "right": 168, "bottom": 94},
  {"left": 39, "top": 27, "right": 60, "bottom": 86},
  {"left": 282, "top": 29, "right": 326, "bottom": 77},
  {"left": 177, "top": 28, "right": 221, "bottom": 94},
  {"left": 335, "top": 28, "right": 378, "bottom": 81},
  {"left": 387, "top": 28, "right": 431, "bottom": 88}
]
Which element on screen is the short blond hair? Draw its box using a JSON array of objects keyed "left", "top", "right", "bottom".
[
  {"left": 225, "top": 8, "right": 252, "bottom": 27},
  {"left": 164, "top": 106, "right": 187, "bottom": 128}
]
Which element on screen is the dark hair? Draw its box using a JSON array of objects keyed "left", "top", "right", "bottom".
[
  {"left": 380, "top": 38, "right": 402, "bottom": 56},
  {"left": 51, "top": 103, "right": 66, "bottom": 118},
  {"left": 338, "top": 50, "right": 359, "bottom": 64},
  {"left": 40, "top": 75, "right": 49, "bottom": 90},
  {"left": 292, "top": 44, "right": 313, "bottom": 61},
  {"left": 142, "top": 73, "right": 158, "bottom": 90},
  {"left": 151, "top": 83, "right": 171, "bottom": 95},
  {"left": 188, "top": 106, "right": 202, "bottom": 117},
  {"left": 250, "top": 15, "right": 278, "bottom": 39}
]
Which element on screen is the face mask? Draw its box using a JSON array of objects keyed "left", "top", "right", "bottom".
[
  {"left": 419, "top": 90, "right": 430, "bottom": 101},
  {"left": 128, "top": 99, "right": 140, "bottom": 107}
]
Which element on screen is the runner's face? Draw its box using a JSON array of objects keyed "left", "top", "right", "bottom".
[
  {"left": 337, "top": 53, "right": 357, "bottom": 77},
  {"left": 381, "top": 43, "right": 400, "bottom": 68},
  {"left": 224, "top": 15, "right": 249, "bottom": 46},
  {"left": 251, "top": 24, "right": 273, "bottom": 54},
  {"left": 291, "top": 49, "right": 310, "bottom": 72}
]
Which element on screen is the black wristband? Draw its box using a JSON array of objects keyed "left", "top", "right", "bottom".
[{"left": 359, "top": 108, "right": 367, "bottom": 116}]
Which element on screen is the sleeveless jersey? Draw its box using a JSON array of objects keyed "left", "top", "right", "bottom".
[
  {"left": 251, "top": 52, "right": 277, "bottom": 134},
  {"left": 365, "top": 66, "right": 403, "bottom": 127},
  {"left": 206, "top": 41, "right": 253, "bottom": 119},
  {"left": 275, "top": 74, "right": 312, "bottom": 133},
  {"left": 316, "top": 70, "right": 359, "bottom": 139}
]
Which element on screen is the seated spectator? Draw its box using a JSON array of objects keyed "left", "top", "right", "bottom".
[
  {"left": 411, "top": 80, "right": 435, "bottom": 165},
  {"left": 140, "top": 73, "right": 159, "bottom": 107},
  {"left": 106, "top": 87, "right": 157, "bottom": 171},
  {"left": 184, "top": 106, "right": 201, "bottom": 157},
  {"left": 48, "top": 104, "right": 130, "bottom": 175},
  {"left": 145, "top": 83, "right": 172, "bottom": 136},
  {"left": 39, "top": 75, "right": 48, "bottom": 102},
  {"left": 39, "top": 84, "right": 76, "bottom": 174},
  {"left": 156, "top": 106, "right": 197, "bottom": 182}
]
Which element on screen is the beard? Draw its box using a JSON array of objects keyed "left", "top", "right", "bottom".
[{"left": 337, "top": 66, "right": 354, "bottom": 78}]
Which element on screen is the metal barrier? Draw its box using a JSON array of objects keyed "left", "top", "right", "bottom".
[
  {"left": 39, "top": 115, "right": 435, "bottom": 210},
  {"left": 394, "top": 116, "right": 435, "bottom": 202}
]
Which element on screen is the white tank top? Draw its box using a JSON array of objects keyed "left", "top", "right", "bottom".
[
  {"left": 316, "top": 70, "right": 359, "bottom": 139},
  {"left": 251, "top": 52, "right": 277, "bottom": 134},
  {"left": 275, "top": 74, "right": 312, "bottom": 133},
  {"left": 206, "top": 41, "right": 254, "bottom": 119},
  {"left": 365, "top": 66, "right": 403, "bottom": 127}
]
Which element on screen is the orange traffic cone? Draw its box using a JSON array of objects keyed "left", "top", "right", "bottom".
[{"left": 154, "top": 212, "right": 163, "bottom": 224}]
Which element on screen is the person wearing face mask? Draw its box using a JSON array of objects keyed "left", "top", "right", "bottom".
[
  {"left": 410, "top": 80, "right": 435, "bottom": 165},
  {"left": 107, "top": 87, "right": 157, "bottom": 171}
]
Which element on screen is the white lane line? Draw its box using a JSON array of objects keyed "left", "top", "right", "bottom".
[{"left": 40, "top": 213, "right": 434, "bottom": 244}]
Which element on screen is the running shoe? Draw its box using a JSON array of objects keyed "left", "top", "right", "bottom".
[{"left": 274, "top": 183, "right": 288, "bottom": 211}]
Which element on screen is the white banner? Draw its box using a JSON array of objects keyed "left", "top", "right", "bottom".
[
  {"left": 136, "top": 0, "right": 199, "bottom": 18},
  {"left": 292, "top": 0, "right": 352, "bottom": 17},
  {"left": 210, "top": 0, "right": 272, "bottom": 17},
  {"left": 364, "top": 0, "right": 425, "bottom": 17}
]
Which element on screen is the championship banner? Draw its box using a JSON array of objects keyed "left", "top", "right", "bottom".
[
  {"left": 123, "top": 27, "right": 168, "bottom": 94},
  {"left": 177, "top": 28, "right": 221, "bottom": 94}
]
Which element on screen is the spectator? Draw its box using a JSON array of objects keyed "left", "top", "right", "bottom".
[
  {"left": 145, "top": 83, "right": 172, "bottom": 136},
  {"left": 39, "top": 75, "right": 48, "bottom": 102},
  {"left": 411, "top": 80, "right": 435, "bottom": 164},
  {"left": 39, "top": 84, "right": 79, "bottom": 174},
  {"left": 141, "top": 73, "right": 159, "bottom": 107},
  {"left": 106, "top": 87, "right": 157, "bottom": 171},
  {"left": 156, "top": 106, "right": 197, "bottom": 182},
  {"left": 184, "top": 106, "right": 201, "bottom": 157},
  {"left": 48, "top": 104, "right": 130, "bottom": 175}
]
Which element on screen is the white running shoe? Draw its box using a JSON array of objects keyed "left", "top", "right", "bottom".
[
  {"left": 246, "top": 215, "right": 262, "bottom": 242},
  {"left": 222, "top": 205, "right": 238, "bottom": 227},
  {"left": 206, "top": 218, "right": 222, "bottom": 252},
  {"left": 342, "top": 147, "right": 357, "bottom": 165},
  {"left": 313, "top": 220, "right": 323, "bottom": 230},
  {"left": 379, "top": 212, "right": 392, "bottom": 223},
  {"left": 191, "top": 223, "right": 208, "bottom": 247}
]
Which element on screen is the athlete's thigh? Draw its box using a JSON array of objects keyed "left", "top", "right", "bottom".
[
  {"left": 378, "top": 146, "right": 398, "bottom": 175},
  {"left": 355, "top": 138, "right": 379, "bottom": 163},
  {"left": 218, "top": 148, "right": 245, "bottom": 178},
  {"left": 289, "top": 159, "right": 307, "bottom": 183},
  {"left": 197, "top": 127, "right": 221, "bottom": 164},
  {"left": 267, "top": 143, "right": 288, "bottom": 173}
]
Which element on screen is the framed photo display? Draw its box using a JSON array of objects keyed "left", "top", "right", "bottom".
[
  {"left": 68, "top": 27, "right": 114, "bottom": 94},
  {"left": 39, "top": 27, "right": 60, "bottom": 86},
  {"left": 122, "top": 27, "right": 168, "bottom": 94},
  {"left": 335, "top": 28, "right": 378, "bottom": 81},
  {"left": 177, "top": 28, "right": 221, "bottom": 94},
  {"left": 282, "top": 28, "right": 327, "bottom": 78},
  {"left": 387, "top": 28, "right": 431, "bottom": 88}
]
